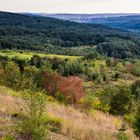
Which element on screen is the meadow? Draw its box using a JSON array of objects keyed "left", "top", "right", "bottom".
[{"left": 0, "top": 50, "right": 81, "bottom": 60}]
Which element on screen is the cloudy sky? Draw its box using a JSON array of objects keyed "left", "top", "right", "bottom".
[{"left": 0, "top": 0, "right": 140, "bottom": 13}]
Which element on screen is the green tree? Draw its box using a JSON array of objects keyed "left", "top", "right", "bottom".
[
  {"left": 131, "top": 80, "right": 140, "bottom": 101},
  {"left": 84, "top": 52, "right": 98, "bottom": 60},
  {"left": 134, "top": 105, "right": 140, "bottom": 136},
  {"left": 2, "top": 61, "right": 20, "bottom": 89},
  {"left": 110, "top": 86, "right": 133, "bottom": 116},
  {"left": 18, "top": 90, "right": 48, "bottom": 140},
  {"left": 131, "top": 61, "right": 140, "bottom": 76}
]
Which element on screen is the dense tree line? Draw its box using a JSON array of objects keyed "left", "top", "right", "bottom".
[{"left": 1, "top": 12, "right": 140, "bottom": 58}]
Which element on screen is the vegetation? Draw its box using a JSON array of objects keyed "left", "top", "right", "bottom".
[
  {"left": 17, "top": 90, "right": 47, "bottom": 140},
  {"left": 1, "top": 12, "right": 140, "bottom": 58},
  {"left": 1, "top": 11, "right": 140, "bottom": 140}
]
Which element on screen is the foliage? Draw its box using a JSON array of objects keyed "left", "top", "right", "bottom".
[
  {"left": 0, "top": 135, "right": 16, "bottom": 140},
  {"left": 133, "top": 104, "right": 140, "bottom": 136},
  {"left": 0, "top": 55, "right": 47, "bottom": 90},
  {"left": 44, "top": 115, "right": 62, "bottom": 133},
  {"left": 115, "top": 132, "right": 129, "bottom": 140},
  {"left": 97, "top": 37, "right": 140, "bottom": 59},
  {"left": 0, "top": 61, "right": 20, "bottom": 88},
  {"left": 30, "top": 55, "right": 46, "bottom": 68},
  {"left": 78, "top": 93, "right": 100, "bottom": 113},
  {"left": 17, "top": 90, "right": 48, "bottom": 140},
  {"left": 84, "top": 52, "right": 98, "bottom": 60},
  {"left": 59, "top": 76, "right": 85, "bottom": 106},
  {"left": 1, "top": 12, "right": 140, "bottom": 58},
  {"left": 59, "top": 60, "right": 84, "bottom": 76},
  {"left": 43, "top": 72, "right": 62, "bottom": 96},
  {"left": 43, "top": 72, "right": 85, "bottom": 106},
  {"left": 131, "top": 61, "right": 140, "bottom": 76},
  {"left": 110, "top": 86, "right": 134, "bottom": 116},
  {"left": 131, "top": 80, "right": 140, "bottom": 100},
  {"left": 99, "top": 87, "right": 114, "bottom": 112}
]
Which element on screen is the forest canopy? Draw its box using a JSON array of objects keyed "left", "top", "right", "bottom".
[{"left": 0, "top": 12, "right": 140, "bottom": 58}]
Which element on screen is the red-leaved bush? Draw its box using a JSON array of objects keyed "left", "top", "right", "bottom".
[
  {"left": 43, "top": 72, "right": 62, "bottom": 96},
  {"left": 43, "top": 72, "right": 85, "bottom": 105},
  {"left": 59, "top": 76, "right": 85, "bottom": 105}
]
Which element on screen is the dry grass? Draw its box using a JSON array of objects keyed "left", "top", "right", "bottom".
[
  {"left": 0, "top": 86, "right": 138, "bottom": 140},
  {"left": 47, "top": 103, "right": 137, "bottom": 140}
]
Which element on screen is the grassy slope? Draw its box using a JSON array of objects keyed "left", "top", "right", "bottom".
[
  {"left": 0, "top": 86, "right": 137, "bottom": 140},
  {"left": 0, "top": 50, "right": 80, "bottom": 60}
]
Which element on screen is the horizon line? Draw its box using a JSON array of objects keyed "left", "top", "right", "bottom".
[{"left": 1, "top": 10, "right": 140, "bottom": 15}]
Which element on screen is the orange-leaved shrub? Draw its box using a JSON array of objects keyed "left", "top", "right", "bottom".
[
  {"left": 43, "top": 72, "right": 62, "bottom": 96},
  {"left": 43, "top": 72, "right": 85, "bottom": 106},
  {"left": 59, "top": 76, "right": 85, "bottom": 106}
]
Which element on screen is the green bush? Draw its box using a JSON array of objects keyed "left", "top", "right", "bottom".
[
  {"left": 45, "top": 115, "right": 62, "bottom": 133},
  {"left": 131, "top": 61, "right": 140, "bottom": 76},
  {"left": 17, "top": 90, "right": 48, "bottom": 140},
  {"left": 78, "top": 94, "right": 98, "bottom": 113},
  {"left": 133, "top": 105, "right": 140, "bottom": 136},
  {"left": 99, "top": 87, "right": 115, "bottom": 112},
  {"left": 0, "top": 135, "right": 16, "bottom": 140},
  {"left": 59, "top": 60, "right": 84, "bottom": 76},
  {"left": 55, "top": 92, "right": 65, "bottom": 103},
  {"left": 110, "top": 86, "right": 133, "bottom": 116},
  {"left": 115, "top": 132, "right": 129, "bottom": 140},
  {"left": 1, "top": 61, "right": 20, "bottom": 89},
  {"left": 84, "top": 52, "right": 98, "bottom": 60},
  {"left": 131, "top": 80, "right": 140, "bottom": 100}
]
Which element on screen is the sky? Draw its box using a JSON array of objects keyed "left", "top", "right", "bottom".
[{"left": 0, "top": 0, "right": 140, "bottom": 14}]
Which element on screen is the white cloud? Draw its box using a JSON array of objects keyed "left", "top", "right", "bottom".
[{"left": 0, "top": 0, "right": 140, "bottom": 13}]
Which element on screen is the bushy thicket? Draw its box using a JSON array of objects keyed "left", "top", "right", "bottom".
[{"left": 0, "top": 55, "right": 86, "bottom": 107}]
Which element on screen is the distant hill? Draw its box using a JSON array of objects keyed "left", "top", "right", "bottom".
[
  {"left": 90, "top": 15, "right": 140, "bottom": 35},
  {"left": 25, "top": 13, "right": 134, "bottom": 23},
  {"left": 1, "top": 11, "right": 140, "bottom": 58},
  {"left": 35, "top": 13, "right": 140, "bottom": 34}
]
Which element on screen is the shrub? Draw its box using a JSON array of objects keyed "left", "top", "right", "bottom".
[
  {"left": 0, "top": 135, "right": 16, "bottom": 140},
  {"left": 99, "top": 87, "right": 115, "bottom": 112},
  {"left": 45, "top": 116, "right": 62, "bottom": 133},
  {"left": 55, "top": 92, "right": 65, "bottom": 103},
  {"left": 0, "top": 60, "right": 44, "bottom": 90},
  {"left": 114, "top": 73, "right": 120, "bottom": 80},
  {"left": 16, "top": 66, "right": 41, "bottom": 90},
  {"left": 131, "top": 80, "right": 140, "bottom": 100},
  {"left": 17, "top": 90, "right": 48, "bottom": 140},
  {"left": 110, "top": 86, "right": 133, "bottom": 116},
  {"left": 133, "top": 105, "right": 140, "bottom": 136},
  {"left": 59, "top": 60, "right": 84, "bottom": 76},
  {"left": 79, "top": 94, "right": 99, "bottom": 113},
  {"left": 131, "top": 61, "right": 140, "bottom": 76},
  {"left": 47, "top": 96, "right": 55, "bottom": 102},
  {"left": 43, "top": 72, "right": 62, "bottom": 96},
  {"left": 106, "top": 58, "right": 112, "bottom": 67},
  {"left": 59, "top": 76, "right": 85, "bottom": 106},
  {"left": 115, "top": 132, "right": 129, "bottom": 140},
  {"left": 43, "top": 72, "right": 85, "bottom": 106},
  {"left": 30, "top": 55, "right": 45, "bottom": 68},
  {"left": 84, "top": 52, "right": 98, "bottom": 60},
  {"left": 1, "top": 61, "right": 20, "bottom": 89},
  {"left": 12, "top": 57, "right": 27, "bottom": 72}
]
